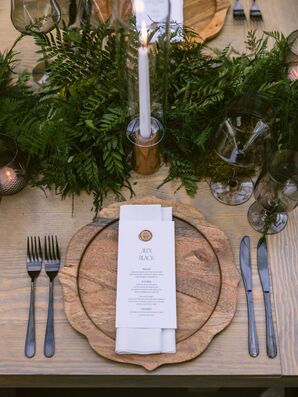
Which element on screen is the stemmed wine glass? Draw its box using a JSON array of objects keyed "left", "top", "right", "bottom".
[
  {"left": 247, "top": 150, "right": 298, "bottom": 234},
  {"left": 11, "top": 0, "right": 61, "bottom": 85},
  {"left": 210, "top": 95, "right": 274, "bottom": 205}
]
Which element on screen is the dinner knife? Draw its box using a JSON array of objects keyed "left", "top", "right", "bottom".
[
  {"left": 257, "top": 237, "right": 277, "bottom": 358},
  {"left": 240, "top": 236, "right": 259, "bottom": 357}
]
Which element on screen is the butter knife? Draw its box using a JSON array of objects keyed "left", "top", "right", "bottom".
[
  {"left": 257, "top": 237, "right": 277, "bottom": 358},
  {"left": 240, "top": 236, "right": 259, "bottom": 357}
]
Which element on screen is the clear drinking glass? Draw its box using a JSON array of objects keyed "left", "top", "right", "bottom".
[
  {"left": 210, "top": 95, "right": 274, "bottom": 205},
  {"left": 247, "top": 150, "right": 298, "bottom": 234},
  {"left": 0, "top": 134, "right": 27, "bottom": 196},
  {"left": 286, "top": 30, "right": 298, "bottom": 81},
  {"left": 67, "top": 0, "right": 100, "bottom": 29},
  {"left": 11, "top": 0, "right": 61, "bottom": 85}
]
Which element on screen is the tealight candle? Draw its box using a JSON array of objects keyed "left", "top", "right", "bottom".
[
  {"left": 0, "top": 134, "right": 27, "bottom": 196},
  {"left": 0, "top": 166, "right": 20, "bottom": 195},
  {"left": 0, "top": 166, "right": 16, "bottom": 181}
]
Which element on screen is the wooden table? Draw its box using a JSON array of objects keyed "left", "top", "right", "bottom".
[{"left": 0, "top": 0, "right": 298, "bottom": 388}]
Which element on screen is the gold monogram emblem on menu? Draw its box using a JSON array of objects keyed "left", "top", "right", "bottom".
[{"left": 139, "top": 230, "right": 152, "bottom": 242}]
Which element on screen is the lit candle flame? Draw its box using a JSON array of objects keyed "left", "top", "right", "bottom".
[
  {"left": 133, "top": 0, "right": 145, "bottom": 13},
  {"left": 5, "top": 169, "right": 14, "bottom": 181},
  {"left": 0, "top": 167, "right": 16, "bottom": 186},
  {"left": 140, "top": 20, "right": 148, "bottom": 46}
]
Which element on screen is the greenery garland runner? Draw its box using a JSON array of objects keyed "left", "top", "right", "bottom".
[
  {"left": 0, "top": 22, "right": 297, "bottom": 213},
  {"left": 0, "top": 37, "right": 40, "bottom": 177}
]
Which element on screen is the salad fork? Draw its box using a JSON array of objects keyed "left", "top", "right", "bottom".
[
  {"left": 44, "top": 235, "right": 60, "bottom": 358},
  {"left": 250, "top": 0, "right": 263, "bottom": 21},
  {"left": 25, "top": 236, "right": 42, "bottom": 358},
  {"left": 233, "top": 0, "right": 246, "bottom": 20}
]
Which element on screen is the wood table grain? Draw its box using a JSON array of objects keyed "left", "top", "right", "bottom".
[{"left": 0, "top": 0, "right": 298, "bottom": 388}]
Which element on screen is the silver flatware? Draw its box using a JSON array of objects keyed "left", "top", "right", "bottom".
[
  {"left": 25, "top": 236, "right": 42, "bottom": 358},
  {"left": 257, "top": 237, "right": 277, "bottom": 358},
  {"left": 44, "top": 235, "right": 60, "bottom": 358},
  {"left": 233, "top": 0, "right": 246, "bottom": 20},
  {"left": 68, "top": 0, "right": 77, "bottom": 27},
  {"left": 240, "top": 236, "right": 259, "bottom": 357},
  {"left": 250, "top": 0, "right": 263, "bottom": 21}
]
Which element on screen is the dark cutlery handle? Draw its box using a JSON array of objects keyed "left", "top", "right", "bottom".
[
  {"left": 44, "top": 281, "right": 55, "bottom": 358},
  {"left": 264, "top": 292, "right": 277, "bottom": 358},
  {"left": 246, "top": 290, "right": 259, "bottom": 357},
  {"left": 81, "top": 0, "right": 91, "bottom": 23},
  {"left": 68, "top": 0, "right": 77, "bottom": 26},
  {"left": 25, "top": 282, "right": 36, "bottom": 358}
]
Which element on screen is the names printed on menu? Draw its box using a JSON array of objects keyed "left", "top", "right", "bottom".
[{"left": 116, "top": 221, "right": 176, "bottom": 329}]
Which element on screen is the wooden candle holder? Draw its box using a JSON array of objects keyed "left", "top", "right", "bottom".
[{"left": 133, "top": 131, "right": 160, "bottom": 175}]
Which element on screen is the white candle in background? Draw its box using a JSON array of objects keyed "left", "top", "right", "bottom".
[{"left": 138, "top": 21, "right": 151, "bottom": 139}]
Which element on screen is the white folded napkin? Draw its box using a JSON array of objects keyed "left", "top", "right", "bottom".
[{"left": 115, "top": 204, "right": 176, "bottom": 354}]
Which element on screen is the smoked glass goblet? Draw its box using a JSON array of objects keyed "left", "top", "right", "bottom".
[
  {"left": 11, "top": 0, "right": 61, "bottom": 85},
  {"left": 247, "top": 150, "right": 298, "bottom": 234},
  {"left": 210, "top": 95, "right": 274, "bottom": 205}
]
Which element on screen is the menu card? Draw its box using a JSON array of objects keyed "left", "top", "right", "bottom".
[{"left": 115, "top": 205, "right": 177, "bottom": 354}]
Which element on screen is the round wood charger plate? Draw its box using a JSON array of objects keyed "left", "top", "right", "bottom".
[
  {"left": 92, "top": 0, "right": 230, "bottom": 42},
  {"left": 59, "top": 196, "right": 239, "bottom": 371}
]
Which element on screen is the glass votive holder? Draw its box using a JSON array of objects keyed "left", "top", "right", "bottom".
[
  {"left": 0, "top": 134, "right": 27, "bottom": 196},
  {"left": 126, "top": 117, "right": 164, "bottom": 175},
  {"left": 286, "top": 31, "right": 298, "bottom": 80},
  {"left": 288, "top": 62, "right": 298, "bottom": 81},
  {"left": 287, "top": 30, "right": 298, "bottom": 62}
]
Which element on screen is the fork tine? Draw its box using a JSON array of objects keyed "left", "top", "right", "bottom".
[
  {"left": 34, "top": 236, "right": 38, "bottom": 262},
  {"left": 27, "top": 237, "right": 31, "bottom": 262},
  {"left": 50, "top": 235, "right": 57, "bottom": 260},
  {"left": 55, "top": 236, "right": 60, "bottom": 260},
  {"left": 51, "top": 235, "right": 55, "bottom": 259},
  {"left": 38, "top": 237, "right": 42, "bottom": 261},
  {"left": 48, "top": 235, "right": 53, "bottom": 260},
  {"left": 44, "top": 236, "right": 48, "bottom": 261},
  {"left": 30, "top": 237, "right": 35, "bottom": 261}
]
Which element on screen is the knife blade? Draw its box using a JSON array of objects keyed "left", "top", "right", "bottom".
[
  {"left": 257, "top": 237, "right": 277, "bottom": 358},
  {"left": 240, "top": 236, "right": 259, "bottom": 357}
]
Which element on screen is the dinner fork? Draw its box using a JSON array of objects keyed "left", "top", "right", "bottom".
[
  {"left": 250, "top": 0, "right": 263, "bottom": 21},
  {"left": 44, "top": 235, "right": 60, "bottom": 358},
  {"left": 233, "top": 0, "right": 246, "bottom": 20},
  {"left": 25, "top": 236, "right": 42, "bottom": 358}
]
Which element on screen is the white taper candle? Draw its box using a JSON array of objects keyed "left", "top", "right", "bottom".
[{"left": 138, "top": 21, "right": 151, "bottom": 139}]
